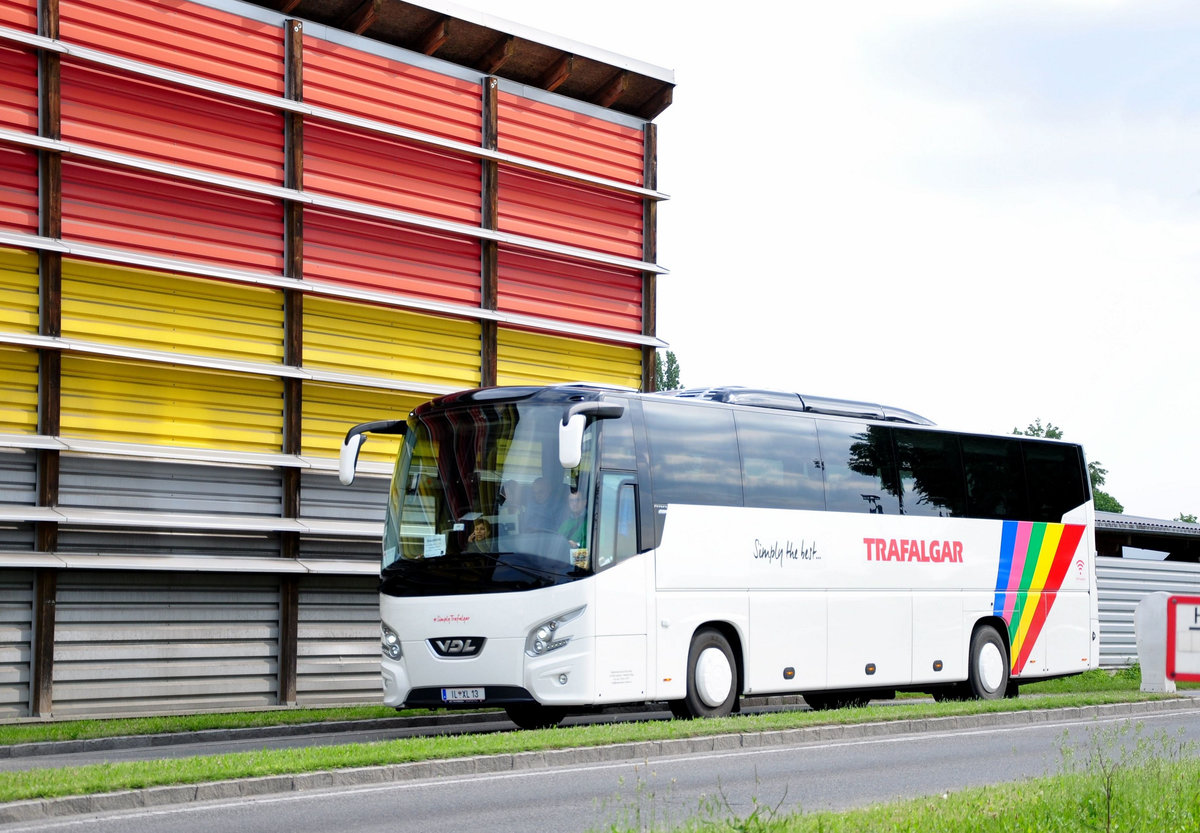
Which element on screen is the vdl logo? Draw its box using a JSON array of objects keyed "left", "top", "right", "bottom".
[{"left": 430, "top": 637, "right": 485, "bottom": 658}]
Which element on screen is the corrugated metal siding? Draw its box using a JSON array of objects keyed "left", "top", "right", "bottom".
[
  {"left": 303, "top": 296, "right": 480, "bottom": 388},
  {"left": 303, "top": 34, "right": 481, "bottom": 144},
  {"left": 300, "top": 382, "right": 415, "bottom": 464},
  {"left": 52, "top": 571, "right": 280, "bottom": 716},
  {"left": 0, "top": 569, "right": 33, "bottom": 718},
  {"left": 60, "top": 0, "right": 284, "bottom": 96},
  {"left": 56, "top": 528, "right": 280, "bottom": 559},
  {"left": 60, "top": 355, "right": 284, "bottom": 453},
  {"left": 1097, "top": 555, "right": 1200, "bottom": 668},
  {"left": 59, "top": 455, "right": 283, "bottom": 516},
  {"left": 498, "top": 168, "right": 643, "bottom": 260},
  {"left": 304, "top": 121, "right": 481, "bottom": 225},
  {"left": 296, "top": 575, "right": 380, "bottom": 705},
  {"left": 0, "top": 447, "right": 36, "bottom": 505},
  {"left": 0, "top": 247, "right": 39, "bottom": 334},
  {"left": 301, "top": 471, "right": 387, "bottom": 524},
  {"left": 0, "top": 0, "right": 36, "bottom": 31},
  {"left": 61, "top": 160, "right": 285, "bottom": 273},
  {"left": 0, "top": 44, "right": 37, "bottom": 132},
  {"left": 61, "top": 260, "right": 285, "bottom": 363},
  {"left": 496, "top": 328, "right": 643, "bottom": 388},
  {"left": 303, "top": 208, "right": 482, "bottom": 305},
  {"left": 497, "top": 91, "right": 644, "bottom": 185},
  {"left": 61, "top": 60, "right": 284, "bottom": 184},
  {"left": 497, "top": 246, "right": 642, "bottom": 333},
  {"left": 0, "top": 346, "right": 38, "bottom": 434},
  {"left": 0, "top": 145, "right": 38, "bottom": 233}
]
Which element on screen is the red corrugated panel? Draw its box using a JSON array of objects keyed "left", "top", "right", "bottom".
[
  {"left": 0, "top": 145, "right": 38, "bottom": 233},
  {"left": 0, "top": 0, "right": 36, "bottom": 31},
  {"left": 305, "top": 121, "right": 481, "bottom": 225},
  {"left": 497, "top": 91, "right": 644, "bottom": 186},
  {"left": 304, "top": 208, "right": 481, "bottom": 305},
  {"left": 498, "top": 169, "right": 643, "bottom": 261},
  {"left": 61, "top": 61, "right": 284, "bottom": 185},
  {"left": 497, "top": 247, "right": 642, "bottom": 333},
  {"left": 303, "top": 35, "right": 481, "bottom": 145},
  {"left": 60, "top": 0, "right": 284, "bottom": 96},
  {"left": 62, "top": 160, "right": 283, "bottom": 273},
  {"left": 0, "top": 45, "right": 37, "bottom": 133}
]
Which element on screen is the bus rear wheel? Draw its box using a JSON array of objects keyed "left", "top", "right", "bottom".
[
  {"left": 677, "top": 628, "right": 738, "bottom": 719},
  {"left": 966, "top": 625, "right": 1009, "bottom": 700},
  {"left": 504, "top": 703, "right": 566, "bottom": 730}
]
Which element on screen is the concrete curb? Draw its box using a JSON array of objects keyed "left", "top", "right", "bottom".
[{"left": 2, "top": 698, "right": 1197, "bottom": 825}]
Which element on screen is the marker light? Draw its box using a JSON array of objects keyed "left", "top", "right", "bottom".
[{"left": 525, "top": 606, "right": 585, "bottom": 657}]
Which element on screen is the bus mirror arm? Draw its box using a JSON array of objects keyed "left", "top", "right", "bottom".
[
  {"left": 339, "top": 420, "right": 407, "bottom": 485},
  {"left": 559, "top": 402, "right": 625, "bottom": 469}
]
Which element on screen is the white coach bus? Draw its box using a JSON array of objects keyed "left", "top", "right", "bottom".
[{"left": 340, "top": 384, "right": 1098, "bottom": 728}]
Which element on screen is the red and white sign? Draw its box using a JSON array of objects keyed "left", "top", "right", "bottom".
[{"left": 1166, "top": 595, "right": 1200, "bottom": 682}]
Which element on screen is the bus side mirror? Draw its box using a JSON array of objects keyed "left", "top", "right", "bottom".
[
  {"left": 559, "top": 402, "right": 625, "bottom": 469},
  {"left": 339, "top": 420, "right": 407, "bottom": 485}
]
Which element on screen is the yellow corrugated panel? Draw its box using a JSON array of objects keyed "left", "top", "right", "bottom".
[
  {"left": 0, "top": 248, "right": 39, "bottom": 334},
  {"left": 301, "top": 381, "right": 420, "bottom": 463},
  {"left": 62, "top": 260, "right": 285, "bottom": 363},
  {"left": 497, "top": 328, "right": 642, "bottom": 389},
  {"left": 304, "top": 297, "right": 480, "bottom": 388},
  {"left": 61, "top": 355, "right": 283, "bottom": 452},
  {"left": 0, "top": 346, "right": 38, "bottom": 433}
]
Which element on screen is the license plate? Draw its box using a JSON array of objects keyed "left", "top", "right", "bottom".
[{"left": 441, "top": 687, "right": 485, "bottom": 703}]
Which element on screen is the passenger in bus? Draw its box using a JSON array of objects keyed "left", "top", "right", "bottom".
[
  {"left": 523, "top": 476, "right": 566, "bottom": 531},
  {"left": 558, "top": 489, "right": 588, "bottom": 548},
  {"left": 464, "top": 517, "right": 494, "bottom": 553}
]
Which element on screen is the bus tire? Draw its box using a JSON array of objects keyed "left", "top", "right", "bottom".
[
  {"left": 681, "top": 628, "right": 738, "bottom": 719},
  {"left": 504, "top": 703, "right": 567, "bottom": 730},
  {"left": 966, "top": 625, "right": 1009, "bottom": 700}
]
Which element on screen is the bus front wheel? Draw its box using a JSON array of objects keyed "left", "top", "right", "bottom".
[
  {"left": 966, "top": 625, "right": 1009, "bottom": 700},
  {"left": 677, "top": 628, "right": 738, "bottom": 719}
]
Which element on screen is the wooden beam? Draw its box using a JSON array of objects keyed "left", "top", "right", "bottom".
[
  {"left": 641, "top": 123, "right": 657, "bottom": 393},
  {"left": 275, "top": 0, "right": 302, "bottom": 12},
  {"left": 478, "top": 35, "right": 515, "bottom": 75},
  {"left": 593, "top": 70, "right": 629, "bottom": 109},
  {"left": 343, "top": 0, "right": 378, "bottom": 35},
  {"left": 480, "top": 77, "right": 498, "bottom": 387},
  {"left": 539, "top": 54, "right": 574, "bottom": 92},
  {"left": 31, "top": 569, "right": 57, "bottom": 717},
  {"left": 417, "top": 17, "right": 450, "bottom": 56},
  {"left": 278, "top": 576, "right": 299, "bottom": 706}
]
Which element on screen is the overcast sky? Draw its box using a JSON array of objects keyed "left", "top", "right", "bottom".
[{"left": 482, "top": 0, "right": 1200, "bottom": 522}]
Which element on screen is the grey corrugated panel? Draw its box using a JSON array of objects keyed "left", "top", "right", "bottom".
[
  {"left": 1097, "top": 556, "right": 1200, "bottom": 668},
  {"left": 50, "top": 571, "right": 281, "bottom": 716},
  {"left": 294, "top": 574, "right": 380, "bottom": 705},
  {"left": 0, "top": 522, "right": 36, "bottom": 552},
  {"left": 0, "top": 447, "right": 36, "bottom": 505},
  {"left": 55, "top": 527, "right": 281, "bottom": 558},
  {"left": 300, "top": 471, "right": 388, "bottom": 523},
  {"left": 58, "top": 456, "right": 283, "bottom": 516},
  {"left": 0, "top": 569, "right": 33, "bottom": 718},
  {"left": 298, "top": 536, "right": 380, "bottom": 563}
]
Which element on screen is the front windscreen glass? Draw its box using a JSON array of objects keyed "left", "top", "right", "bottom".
[{"left": 382, "top": 399, "right": 597, "bottom": 596}]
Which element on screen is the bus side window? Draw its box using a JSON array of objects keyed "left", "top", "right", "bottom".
[
  {"left": 817, "top": 421, "right": 901, "bottom": 514},
  {"left": 596, "top": 472, "right": 638, "bottom": 569}
]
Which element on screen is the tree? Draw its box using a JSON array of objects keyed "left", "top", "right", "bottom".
[
  {"left": 1177, "top": 513, "right": 1198, "bottom": 524},
  {"left": 1014, "top": 418, "right": 1123, "bottom": 513},
  {"left": 654, "top": 350, "right": 681, "bottom": 392}
]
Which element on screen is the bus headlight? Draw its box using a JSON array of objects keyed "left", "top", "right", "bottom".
[
  {"left": 381, "top": 622, "right": 402, "bottom": 660},
  {"left": 525, "top": 606, "right": 585, "bottom": 657}
]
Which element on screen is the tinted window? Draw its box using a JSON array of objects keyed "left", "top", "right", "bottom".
[
  {"left": 817, "top": 422, "right": 900, "bottom": 514},
  {"left": 599, "top": 401, "right": 636, "bottom": 470},
  {"left": 961, "top": 435, "right": 1028, "bottom": 520},
  {"left": 643, "top": 400, "right": 742, "bottom": 506},
  {"left": 1023, "top": 440, "right": 1088, "bottom": 521},
  {"left": 735, "top": 411, "right": 825, "bottom": 510},
  {"left": 894, "top": 429, "right": 964, "bottom": 517}
]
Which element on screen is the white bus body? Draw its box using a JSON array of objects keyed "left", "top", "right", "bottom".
[{"left": 342, "top": 385, "right": 1098, "bottom": 726}]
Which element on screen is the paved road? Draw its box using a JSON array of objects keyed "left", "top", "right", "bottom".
[{"left": 2, "top": 698, "right": 1198, "bottom": 830}]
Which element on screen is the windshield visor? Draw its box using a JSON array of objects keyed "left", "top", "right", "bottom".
[{"left": 382, "top": 399, "right": 596, "bottom": 595}]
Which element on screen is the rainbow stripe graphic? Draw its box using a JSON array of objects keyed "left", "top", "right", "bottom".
[{"left": 992, "top": 521, "right": 1085, "bottom": 675}]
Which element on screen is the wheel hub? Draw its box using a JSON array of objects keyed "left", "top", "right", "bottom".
[{"left": 695, "top": 646, "right": 733, "bottom": 708}]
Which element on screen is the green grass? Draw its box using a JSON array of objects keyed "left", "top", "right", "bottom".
[{"left": 0, "top": 691, "right": 1173, "bottom": 804}]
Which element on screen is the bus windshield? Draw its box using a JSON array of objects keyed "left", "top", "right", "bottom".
[{"left": 381, "top": 397, "right": 597, "bottom": 596}]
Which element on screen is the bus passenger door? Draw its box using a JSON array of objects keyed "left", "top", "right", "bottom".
[{"left": 591, "top": 473, "right": 648, "bottom": 703}]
